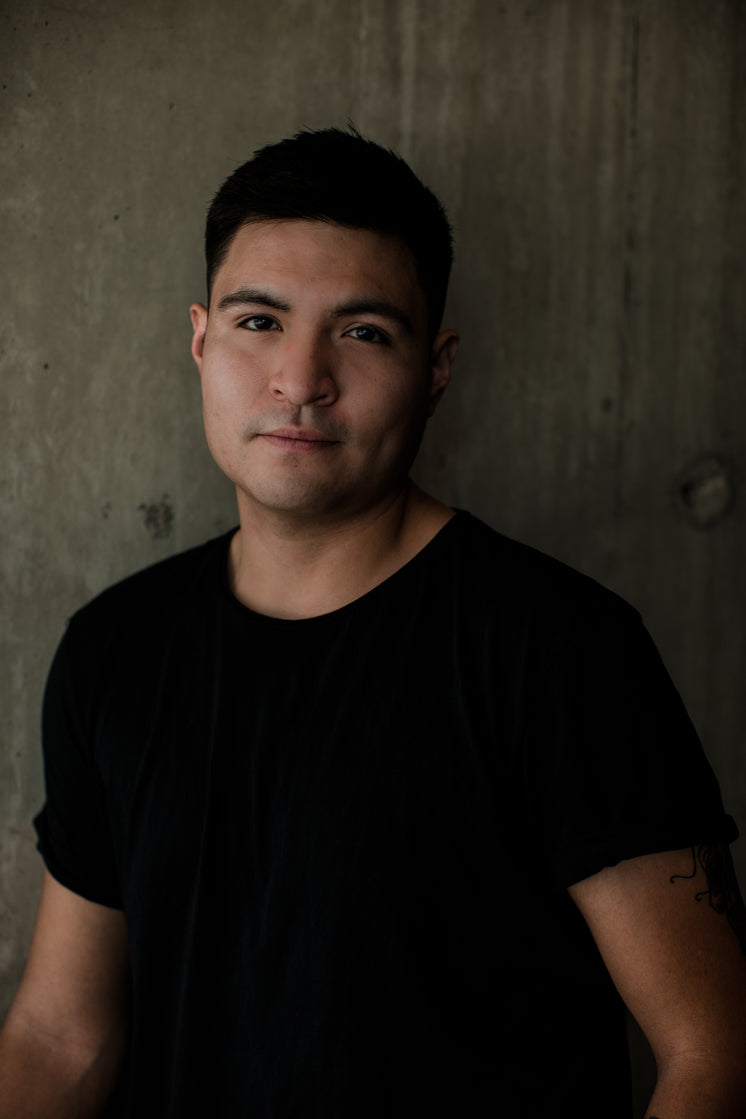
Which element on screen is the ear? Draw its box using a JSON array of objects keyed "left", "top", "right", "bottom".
[
  {"left": 190, "top": 303, "right": 208, "bottom": 371},
  {"left": 427, "top": 329, "right": 459, "bottom": 417}
]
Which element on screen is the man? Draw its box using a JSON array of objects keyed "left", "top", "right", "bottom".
[{"left": 1, "top": 128, "right": 745, "bottom": 1118}]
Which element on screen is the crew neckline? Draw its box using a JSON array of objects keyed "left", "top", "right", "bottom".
[{"left": 218, "top": 510, "right": 466, "bottom": 626}]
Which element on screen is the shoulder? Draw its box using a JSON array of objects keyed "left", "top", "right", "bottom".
[
  {"left": 63, "top": 529, "right": 236, "bottom": 649},
  {"left": 445, "top": 510, "right": 639, "bottom": 633}
]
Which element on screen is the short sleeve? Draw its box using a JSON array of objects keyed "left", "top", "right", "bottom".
[
  {"left": 523, "top": 598, "right": 738, "bottom": 892},
  {"left": 34, "top": 615, "right": 123, "bottom": 908}
]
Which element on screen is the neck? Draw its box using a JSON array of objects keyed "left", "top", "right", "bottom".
[{"left": 227, "top": 483, "right": 454, "bottom": 619}]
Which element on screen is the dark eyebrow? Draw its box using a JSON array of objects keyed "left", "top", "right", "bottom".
[
  {"left": 332, "top": 299, "right": 414, "bottom": 335},
  {"left": 216, "top": 288, "right": 291, "bottom": 313}
]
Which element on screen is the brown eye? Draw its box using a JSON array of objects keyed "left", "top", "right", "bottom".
[
  {"left": 240, "top": 315, "right": 280, "bottom": 331},
  {"left": 345, "top": 325, "right": 388, "bottom": 344}
]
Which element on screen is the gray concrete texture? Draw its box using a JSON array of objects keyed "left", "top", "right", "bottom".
[{"left": 1, "top": 0, "right": 744, "bottom": 1102}]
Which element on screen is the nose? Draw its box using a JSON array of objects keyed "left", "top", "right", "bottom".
[{"left": 268, "top": 335, "right": 339, "bottom": 408}]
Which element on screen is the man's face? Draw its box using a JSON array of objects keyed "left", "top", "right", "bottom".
[{"left": 190, "top": 219, "right": 457, "bottom": 524}]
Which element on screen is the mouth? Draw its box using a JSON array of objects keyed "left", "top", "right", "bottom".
[{"left": 259, "top": 428, "right": 339, "bottom": 454}]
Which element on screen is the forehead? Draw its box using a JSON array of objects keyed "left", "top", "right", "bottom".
[{"left": 213, "top": 219, "right": 425, "bottom": 315}]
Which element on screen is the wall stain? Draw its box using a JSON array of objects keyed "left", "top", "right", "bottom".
[{"left": 139, "top": 496, "right": 175, "bottom": 540}]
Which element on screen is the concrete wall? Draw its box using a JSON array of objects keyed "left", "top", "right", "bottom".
[{"left": 2, "top": 0, "right": 744, "bottom": 1110}]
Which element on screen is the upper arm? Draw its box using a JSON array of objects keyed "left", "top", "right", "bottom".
[
  {"left": 568, "top": 845, "right": 746, "bottom": 1071},
  {"left": 6, "top": 869, "right": 130, "bottom": 1055}
]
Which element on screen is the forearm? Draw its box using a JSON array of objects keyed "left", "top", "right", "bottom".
[
  {"left": 0, "top": 1011, "right": 125, "bottom": 1119},
  {"left": 645, "top": 1051, "right": 746, "bottom": 1119}
]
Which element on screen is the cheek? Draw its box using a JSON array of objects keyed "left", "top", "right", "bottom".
[
  {"left": 355, "top": 383, "right": 430, "bottom": 455},
  {"left": 200, "top": 351, "right": 263, "bottom": 416}
]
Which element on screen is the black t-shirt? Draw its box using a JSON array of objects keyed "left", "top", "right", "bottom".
[{"left": 35, "top": 512, "right": 737, "bottom": 1117}]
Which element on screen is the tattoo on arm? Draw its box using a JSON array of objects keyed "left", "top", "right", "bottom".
[{"left": 670, "top": 844, "right": 746, "bottom": 954}]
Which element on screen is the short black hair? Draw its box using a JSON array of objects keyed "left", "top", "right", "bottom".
[{"left": 204, "top": 127, "right": 453, "bottom": 334}]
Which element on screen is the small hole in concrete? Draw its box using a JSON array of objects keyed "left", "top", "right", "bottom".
[{"left": 674, "top": 455, "right": 731, "bottom": 529}]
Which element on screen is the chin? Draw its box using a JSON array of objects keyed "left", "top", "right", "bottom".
[{"left": 239, "top": 480, "right": 350, "bottom": 518}]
